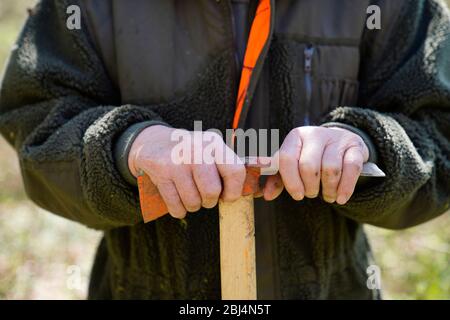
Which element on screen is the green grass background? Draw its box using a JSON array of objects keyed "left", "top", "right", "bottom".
[{"left": 0, "top": 0, "right": 448, "bottom": 299}]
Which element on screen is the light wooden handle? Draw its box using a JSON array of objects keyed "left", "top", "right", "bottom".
[{"left": 219, "top": 195, "right": 257, "bottom": 300}]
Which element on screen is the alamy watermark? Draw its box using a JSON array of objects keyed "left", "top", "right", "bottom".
[
  {"left": 15, "top": 261, "right": 87, "bottom": 295},
  {"left": 66, "top": 5, "right": 81, "bottom": 30},
  {"left": 366, "top": 264, "right": 382, "bottom": 290},
  {"left": 366, "top": 5, "right": 381, "bottom": 30},
  {"left": 169, "top": 121, "right": 280, "bottom": 174},
  {"left": 65, "top": 5, "right": 381, "bottom": 31}
]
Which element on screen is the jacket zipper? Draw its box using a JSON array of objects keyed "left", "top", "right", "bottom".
[{"left": 303, "top": 44, "right": 314, "bottom": 126}]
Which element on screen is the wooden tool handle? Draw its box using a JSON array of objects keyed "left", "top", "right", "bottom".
[
  {"left": 138, "top": 167, "right": 259, "bottom": 300},
  {"left": 219, "top": 195, "right": 257, "bottom": 300},
  {"left": 137, "top": 167, "right": 261, "bottom": 223}
]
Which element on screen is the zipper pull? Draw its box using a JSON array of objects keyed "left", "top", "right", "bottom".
[
  {"left": 303, "top": 44, "right": 315, "bottom": 126},
  {"left": 304, "top": 44, "right": 314, "bottom": 73}
]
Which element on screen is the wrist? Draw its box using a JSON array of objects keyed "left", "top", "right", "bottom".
[
  {"left": 321, "top": 122, "right": 377, "bottom": 163},
  {"left": 128, "top": 124, "right": 170, "bottom": 177},
  {"left": 114, "top": 120, "right": 170, "bottom": 186}
]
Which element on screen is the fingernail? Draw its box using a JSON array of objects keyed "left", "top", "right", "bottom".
[
  {"left": 294, "top": 192, "right": 304, "bottom": 201},
  {"left": 264, "top": 189, "right": 276, "bottom": 201},
  {"left": 323, "top": 197, "right": 335, "bottom": 203},
  {"left": 264, "top": 193, "right": 275, "bottom": 201},
  {"left": 336, "top": 194, "right": 347, "bottom": 205}
]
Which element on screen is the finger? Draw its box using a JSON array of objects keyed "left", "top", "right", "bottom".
[
  {"left": 218, "top": 163, "right": 246, "bottom": 202},
  {"left": 263, "top": 174, "right": 284, "bottom": 201},
  {"left": 215, "top": 145, "right": 246, "bottom": 202},
  {"left": 321, "top": 143, "right": 343, "bottom": 203},
  {"left": 192, "top": 164, "right": 222, "bottom": 208},
  {"left": 173, "top": 169, "right": 202, "bottom": 212},
  {"left": 299, "top": 138, "right": 326, "bottom": 198},
  {"left": 277, "top": 132, "right": 304, "bottom": 200},
  {"left": 336, "top": 146, "right": 364, "bottom": 205},
  {"left": 157, "top": 180, "right": 187, "bottom": 219}
]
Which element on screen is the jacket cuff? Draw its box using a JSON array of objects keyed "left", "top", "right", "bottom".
[
  {"left": 321, "top": 122, "right": 378, "bottom": 163},
  {"left": 114, "top": 120, "right": 170, "bottom": 186}
]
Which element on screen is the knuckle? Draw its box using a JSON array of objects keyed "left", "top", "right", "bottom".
[
  {"left": 322, "top": 165, "right": 341, "bottom": 179},
  {"left": 204, "top": 131, "right": 221, "bottom": 139},
  {"left": 301, "top": 126, "right": 321, "bottom": 137},
  {"left": 158, "top": 183, "right": 177, "bottom": 198},
  {"left": 228, "top": 165, "right": 246, "bottom": 181},
  {"left": 147, "top": 157, "right": 168, "bottom": 171},
  {"left": 213, "top": 131, "right": 223, "bottom": 141},
  {"left": 346, "top": 136, "right": 365, "bottom": 150},
  {"left": 342, "top": 131, "right": 356, "bottom": 140},
  {"left": 288, "top": 127, "right": 301, "bottom": 137},
  {"left": 204, "top": 131, "right": 222, "bottom": 145},
  {"left": 352, "top": 135, "right": 365, "bottom": 146},
  {"left": 278, "top": 150, "right": 294, "bottom": 164},
  {"left": 299, "top": 161, "right": 320, "bottom": 177},
  {"left": 344, "top": 159, "right": 363, "bottom": 173}
]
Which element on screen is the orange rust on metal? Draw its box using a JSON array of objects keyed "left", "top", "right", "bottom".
[{"left": 137, "top": 173, "right": 168, "bottom": 223}]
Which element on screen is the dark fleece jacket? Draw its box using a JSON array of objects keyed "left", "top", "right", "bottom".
[{"left": 0, "top": 0, "right": 449, "bottom": 299}]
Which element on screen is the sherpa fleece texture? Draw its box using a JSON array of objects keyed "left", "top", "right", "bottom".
[{"left": 0, "top": 0, "right": 449, "bottom": 299}]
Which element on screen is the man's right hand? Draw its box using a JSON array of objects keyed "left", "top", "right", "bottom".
[{"left": 128, "top": 125, "right": 246, "bottom": 219}]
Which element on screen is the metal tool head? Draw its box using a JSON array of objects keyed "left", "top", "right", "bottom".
[
  {"left": 361, "top": 162, "right": 386, "bottom": 177},
  {"left": 243, "top": 157, "right": 385, "bottom": 177}
]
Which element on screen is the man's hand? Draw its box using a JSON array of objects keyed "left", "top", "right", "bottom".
[
  {"left": 128, "top": 125, "right": 246, "bottom": 219},
  {"left": 263, "top": 126, "right": 369, "bottom": 205}
]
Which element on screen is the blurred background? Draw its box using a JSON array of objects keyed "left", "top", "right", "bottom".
[{"left": 0, "top": 0, "right": 449, "bottom": 300}]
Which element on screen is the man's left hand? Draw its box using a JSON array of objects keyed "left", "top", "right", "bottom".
[{"left": 263, "top": 126, "right": 369, "bottom": 204}]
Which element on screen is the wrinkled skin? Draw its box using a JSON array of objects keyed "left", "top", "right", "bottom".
[
  {"left": 263, "top": 126, "right": 369, "bottom": 204},
  {"left": 129, "top": 125, "right": 369, "bottom": 218}
]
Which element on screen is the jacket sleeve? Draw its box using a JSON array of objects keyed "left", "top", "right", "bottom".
[
  {"left": 323, "top": 0, "right": 450, "bottom": 229},
  {"left": 0, "top": 0, "right": 164, "bottom": 229}
]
